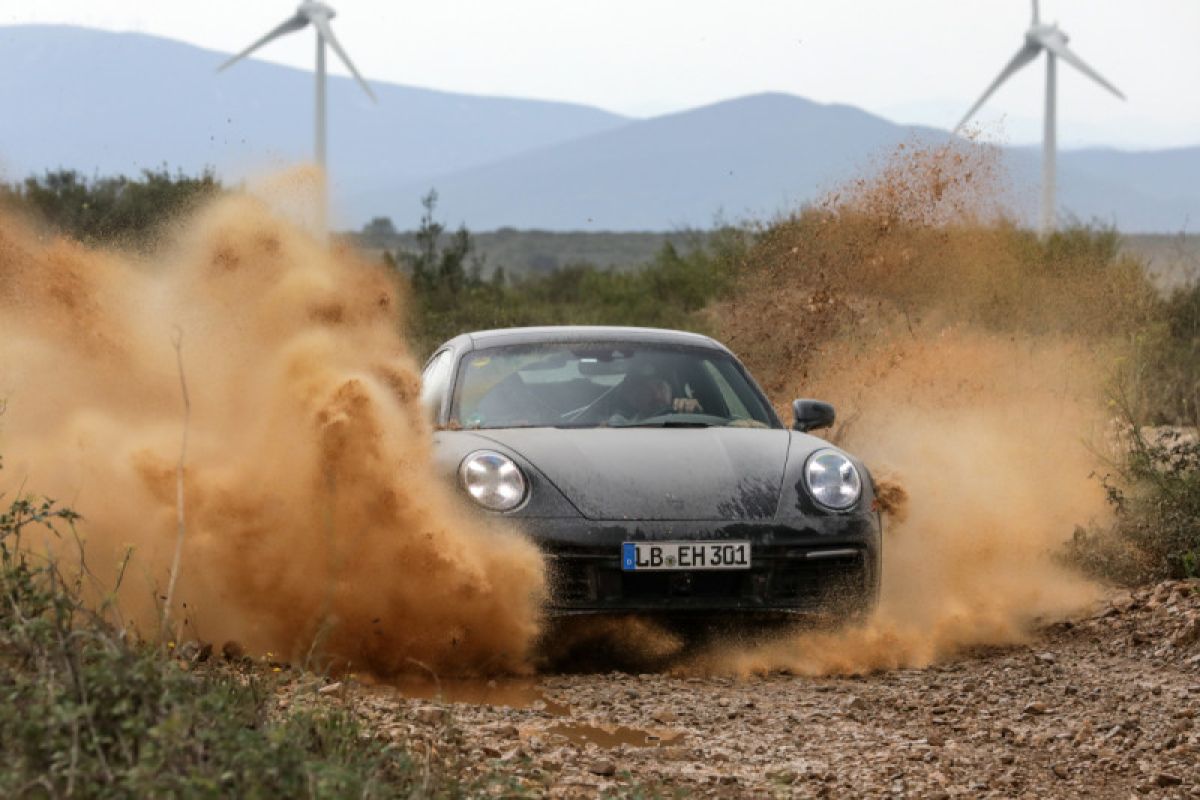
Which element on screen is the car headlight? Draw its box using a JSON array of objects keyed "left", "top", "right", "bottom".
[
  {"left": 459, "top": 450, "right": 527, "bottom": 511},
  {"left": 804, "top": 448, "right": 862, "bottom": 511}
]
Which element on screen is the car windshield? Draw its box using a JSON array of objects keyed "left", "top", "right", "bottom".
[{"left": 448, "top": 342, "right": 777, "bottom": 429}]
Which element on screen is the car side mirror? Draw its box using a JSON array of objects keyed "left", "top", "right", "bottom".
[{"left": 792, "top": 399, "right": 835, "bottom": 432}]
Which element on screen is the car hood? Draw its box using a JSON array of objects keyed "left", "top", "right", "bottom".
[{"left": 472, "top": 427, "right": 792, "bottom": 521}]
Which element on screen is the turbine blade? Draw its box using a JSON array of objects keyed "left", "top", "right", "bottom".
[
  {"left": 1033, "top": 33, "right": 1126, "bottom": 100},
  {"left": 311, "top": 15, "right": 377, "bottom": 102},
  {"left": 954, "top": 42, "right": 1041, "bottom": 131},
  {"left": 217, "top": 13, "right": 309, "bottom": 71}
]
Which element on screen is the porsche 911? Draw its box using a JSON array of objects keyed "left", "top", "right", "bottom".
[{"left": 421, "top": 326, "right": 882, "bottom": 619}]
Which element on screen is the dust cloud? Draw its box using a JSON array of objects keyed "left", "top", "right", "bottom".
[
  {"left": 695, "top": 140, "right": 1150, "bottom": 676},
  {"left": 0, "top": 185, "right": 546, "bottom": 676},
  {"left": 0, "top": 141, "right": 1149, "bottom": 682}
]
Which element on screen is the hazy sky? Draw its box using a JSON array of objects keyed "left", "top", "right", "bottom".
[{"left": 4, "top": 1, "right": 1198, "bottom": 149}]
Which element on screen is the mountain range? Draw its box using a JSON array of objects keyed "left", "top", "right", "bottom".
[{"left": 1, "top": 25, "right": 1196, "bottom": 233}]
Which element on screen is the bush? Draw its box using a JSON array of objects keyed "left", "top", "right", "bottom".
[
  {"left": 1, "top": 168, "right": 221, "bottom": 251},
  {"left": 1068, "top": 422, "right": 1200, "bottom": 584},
  {"left": 401, "top": 208, "right": 746, "bottom": 358},
  {"left": 1133, "top": 283, "right": 1200, "bottom": 426},
  {"left": 0, "top": 460, "right": 517, "bottom": 797},
  {"left": 1067, "top": 277, "right": 1200, "bottom": 584}
]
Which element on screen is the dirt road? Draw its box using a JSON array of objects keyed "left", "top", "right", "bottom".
[{"left": 296, "top": 580, "right": 1200, "bottom": 798}]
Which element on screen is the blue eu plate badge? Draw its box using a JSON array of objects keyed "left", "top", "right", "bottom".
[{"left": 620, "top": 541, "right": 752, "bottom": 572}]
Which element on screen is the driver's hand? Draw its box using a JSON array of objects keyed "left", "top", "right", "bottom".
[{"left": 672, "top": 397, "right": 702, "bottom": 413}]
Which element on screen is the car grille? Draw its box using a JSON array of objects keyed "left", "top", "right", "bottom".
[{"left": 546, "top": 547, "right": 870, "bottom": 611}]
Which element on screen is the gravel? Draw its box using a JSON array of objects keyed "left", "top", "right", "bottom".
[{"left": 297, "top": 579, "right": 1200, "bottom": 798}]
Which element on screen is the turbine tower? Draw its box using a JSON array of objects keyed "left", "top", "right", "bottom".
[
  {"left": 219, "top": 2, "right": 376, "bottom": 235},
  {"left": 955, "top": 0, "right": 1124, "bottom": 235}
]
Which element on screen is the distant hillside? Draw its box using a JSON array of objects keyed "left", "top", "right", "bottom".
[
  {"left": 2, "top": 25, "right": 1197, "bottom": 232},
  {"left": 367, "top": 95, "right": 1198, "bottom": 232},
  {"left": 1052, "top": 147, "right": 1200, "bottom": 233},
  {"left": 0, "top": 25, "right": 628, "bottom": 225},
  {"left": 353, "top": 93, "right": 949, "bottom": 230}
]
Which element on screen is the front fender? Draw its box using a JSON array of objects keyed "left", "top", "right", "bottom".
[
  {"left": 776, "top": 433, "right": 878, "bottom": 520},
  {"left": 432, "top": 430, "right": 582, "bottom": 518}
]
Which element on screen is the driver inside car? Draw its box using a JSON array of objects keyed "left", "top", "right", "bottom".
[{"left": 612, "top": 372, "right": 702, "bottom": 421}]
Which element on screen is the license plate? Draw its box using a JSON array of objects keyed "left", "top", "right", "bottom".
[{"left": 621, "top": 541, "right": 751, "bottom": 571}]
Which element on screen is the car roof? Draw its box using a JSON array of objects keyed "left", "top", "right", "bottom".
[{"left": 445, "top": 326, "right": 729, "bottom": 353}]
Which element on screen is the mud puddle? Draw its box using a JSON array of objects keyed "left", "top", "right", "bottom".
[
  {"left": 546, "top": 722, "right": 687, "bottom": 749},
  {"left": 370, "top": 674, "right": 688, "bottom": 750},
  {"left": 371, "top": 675, "right": 571, "bottom": 714}
]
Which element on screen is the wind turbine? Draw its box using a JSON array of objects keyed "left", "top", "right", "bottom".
[
  {"left": 218, "top": 2, "right": 376, "bottom": 234},
  {"left": 955, "top": 0, "right": 1124, "bottom": 235}
]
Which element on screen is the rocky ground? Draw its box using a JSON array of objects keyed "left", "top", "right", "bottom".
[{"left": 278, "top": 580, "right": 1200, "bottom": 798}]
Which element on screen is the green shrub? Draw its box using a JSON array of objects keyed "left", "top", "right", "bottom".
[
  {"left": 1, "top": 168, "right": 222, "bottom": 251},
  {"left": 1133, "top": 283, "right": 1200, "bottom": 426},
  {"left": 0, "top": 461, "right": 519, "bottom": 798},
  {"left": 1067, "top": 420, "right": 1200, "bottom": 584},
  {"left": 1069, "top": 274, "right": 1200, "bottom": 584},
  {"left": 403, "top": 219, "right": 746, "bottom": 359}
]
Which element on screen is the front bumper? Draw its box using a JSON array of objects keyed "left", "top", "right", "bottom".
[{"left": 518, "top": 515, "right": 882, "bottom": 615}]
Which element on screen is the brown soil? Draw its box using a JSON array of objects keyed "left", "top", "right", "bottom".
[{"left": 281, "top": 580, "right": 1200, "bottom": 798}]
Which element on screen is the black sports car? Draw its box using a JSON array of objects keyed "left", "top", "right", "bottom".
[{"left": 422, "top": 326, "right": 881, "bottom": 618}]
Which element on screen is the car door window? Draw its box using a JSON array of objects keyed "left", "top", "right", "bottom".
[{"left": 419, "top": 350, "right": 454, "bottom": 418}]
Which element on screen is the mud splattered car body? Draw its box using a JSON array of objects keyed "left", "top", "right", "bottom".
[{"left": 422, "top": 326, "right": 881, "bottom": 618}]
